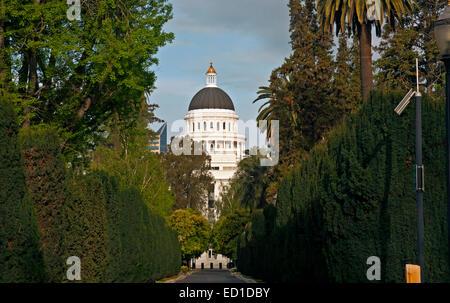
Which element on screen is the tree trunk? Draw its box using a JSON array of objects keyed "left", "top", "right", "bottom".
[
  {"left": 23, "top": 0, "right": 41, "bottom": 128},
  {"left": 111, "top": 109, "right": 121, "bottom": 148},
  {"left": 359, "top": 22, "right": 373, "bottom": 102},
  {"left": 23, "top": 49, "right": 38, "bottom": 128}
]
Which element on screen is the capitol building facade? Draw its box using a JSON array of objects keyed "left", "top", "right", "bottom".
[
  {"left": 184, "top": 62, "right": 246, "bottom": 220},
  {"left": 184, "top": 63, "right": 245, "bottom": 269}
]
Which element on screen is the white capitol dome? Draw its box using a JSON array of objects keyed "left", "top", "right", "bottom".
[{"left": 184, "top": 62, "right": 246, "bottom": 220}]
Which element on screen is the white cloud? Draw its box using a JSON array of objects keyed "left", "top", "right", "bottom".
[{"left": 167, "top": 0, "right": 290, "bottom": 50}]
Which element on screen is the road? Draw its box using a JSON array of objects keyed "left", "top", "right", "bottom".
[{"left": 176, "top": 269, "right": 245, "bottom": 283}]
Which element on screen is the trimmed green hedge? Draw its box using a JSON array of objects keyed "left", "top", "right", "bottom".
[
  {"left": 237, "top": 91, "right": 450, "bottom": 282},
  {"left": 21, "top": 127, "right": 67, "bottom": 281},
  {"left": 63, "top": 170, "right": 181, "bottom": 282},
  {"left": 0, "top": 100, "right": 45, "bottom": 282},
  {"left": 13, "top": 124, "right": 180, "bottom": 282}
]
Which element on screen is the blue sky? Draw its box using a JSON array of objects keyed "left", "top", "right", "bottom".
[{"left": 150, "top": 0, "right": 292, "bottom": 140}]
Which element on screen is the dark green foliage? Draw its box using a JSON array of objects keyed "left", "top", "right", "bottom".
[
  {"left": 160, "top": 137, "right": 214, "bottom": 212},
  {"left": 0, "top": 100, "right": 45, "bottom": 282},
  {"left": 63, "top": 171, "right": 180, "bottom": 282},
  {"left": 20, "top": 126, "right": 67, "bottom": 282},
  {"left": 374, "top": 0, "right": 445, "bottom": 99},
  {"left": 238, "top": 91, "right": 449, "bottom": 282},
  {"left": 212, "top": 209, "right": 251, "bottom": 260},
  {"left": 333, "top": 35, "right": 361, "bottom": 117},
  {"left": 62, "top": 171, "right": 108, "bottom": 282},
  {"left": 219, "top": 156, "right": 271, "bottom": 213},
  {"left": 15, "top": 125, "right": 179, "bottom": 282}
]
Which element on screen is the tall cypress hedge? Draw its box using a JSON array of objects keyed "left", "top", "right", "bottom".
[
  {"left": 20, "top": 127, "right": 67, "bottom": 282},
  {"left": 0, "top": 100, "right": 45, "bottom": 282},
  {"left": 237, "top": 91, "right": 450, "bottom": 282},
  {"left": 17, "top": 125, "right": 180, "bottom": 282},
  {"left": 63, "top": 171, "right": 181, "bottom": 282},
  {"left": 62, "top": 171, "right": 108, "bottom": 282}
]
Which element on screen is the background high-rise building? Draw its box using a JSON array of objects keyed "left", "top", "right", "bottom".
[{"left": 149, "top": 122, "right": 167, "bottom": 153}]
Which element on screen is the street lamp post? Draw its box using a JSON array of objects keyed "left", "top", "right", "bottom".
[
  {"left": 435, "top": 1, "right": 450, "bottom": 278},
  {"left": 394, "top": 60, "right": 425, "bottom": 282}
]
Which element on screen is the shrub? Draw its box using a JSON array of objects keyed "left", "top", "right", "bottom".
[
  {"left": 181, "top": 265, "right": 189, "bottom": 274},
  {"left": 0, "top": 100, "right": 46, "bottom": 282},
  {"left": 63, "top": 171, "right": 180, "bottom": 282},
  {"left": 238, "top": 91, "right": 450, "bottom": 282},
  {"left": 20, "top": 126, "right": 67, "bottom": 282}
]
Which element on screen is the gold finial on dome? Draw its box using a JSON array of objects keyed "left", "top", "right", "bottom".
[{"left": 207, "top": 61, "right": 216, "bottom": 74}]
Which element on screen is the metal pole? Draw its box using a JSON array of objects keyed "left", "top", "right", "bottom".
[
  {"left": 445, "top": 58, "right": 450, "bottom": 278},
  {"left": 415, "top": 90, "right": 425, "bottom": 282}
]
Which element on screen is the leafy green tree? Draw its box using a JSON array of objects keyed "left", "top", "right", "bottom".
[
  {"left": 167, "top": 208, "right": 210, "bottom": 263},
  {"left": 249, "top": 1, "right": 338, "bottom": 202},
  {"left": 160, "top": 137, "right": 214, "bottom": 211},
  {"left": 92, "top": 103, "right": 174, "bottom": 217},
  {"left": 220, "top": 156, "right": 271, "bottom": 212},
  {"left": 2, "top": 0, "right": 174, "bottom": 163},
  {"left": 333, "top": 35, "right": 362, "bottom": 117},
  {"left": 212, "top": 209, "right": 250, "bottom": 260},
  {"left": 317, "top": 0, "right": 414, "bottom": 101},
  {"left": 374, "top": 25, "right": 419, "bottom": 91},
  {"left": 254, "top": 0, "right": 336, "bottom": 175},
  {"left": 0, "top": 99, "right": 45, "bottom": 282},
  {"left": 374, "top": 0, "right": 445, "bottom": 98}
]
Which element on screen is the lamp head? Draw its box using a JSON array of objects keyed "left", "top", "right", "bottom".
[{"left": 434, "top": 3, "right": 450, "bottom": 58}]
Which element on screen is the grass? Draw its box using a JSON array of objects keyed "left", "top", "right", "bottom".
[
  {"left": 155, "top": 272, "right": 182, "bottom": 283},
  {"left": 230, "top": 268, "right": 264, "bottom": 283}
]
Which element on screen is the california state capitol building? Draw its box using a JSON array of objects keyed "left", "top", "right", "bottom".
[{"left": 183, "top": 62, "right": 246, "bottom": 269}]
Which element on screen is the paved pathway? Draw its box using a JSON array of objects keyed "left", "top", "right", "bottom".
[{"left": 176, "top": 269, "right": 245, "bottom": 283}]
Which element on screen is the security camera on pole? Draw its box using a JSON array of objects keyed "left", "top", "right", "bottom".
[{"left": 394, "top": 58, "right": 424, "bottom": 283}]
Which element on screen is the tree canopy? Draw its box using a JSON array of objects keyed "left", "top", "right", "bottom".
[
  {"left": 167, "top": 208, "right": 210, "bottom": 262},
  {"left": 160, "top": 137, "right": 214, "bottom": 211},
  {"left": 0, "top": 0, "right": 174, "bottom": 164},
  {"left": 211, "top": 209, "right": 250, "bottom": 260}
]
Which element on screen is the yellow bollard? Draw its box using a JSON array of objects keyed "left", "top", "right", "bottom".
[{"left": 405, "top": 264, "right": 421, "bottom": 283}]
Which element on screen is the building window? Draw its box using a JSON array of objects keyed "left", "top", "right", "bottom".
[
  {"left": 210, "top": 122, "right": 213, "bottom": 128},
  {"left": 228, "top": 122, "right": 230, "bottom": 131},
  {"left": 209, "top": 250, "right": 212, "bottom": 258},
  {"left": 217, "top": 122, "right": 219, "bottom": 131},
  {"left": 198, "top": 122, "right": 200, "bottom": 130},
  {"left": 223, "top": 122, "right": 226, "bottom": 130},
  {"left": 192, "top": 123, "right": 194, "bottom": 132},
  {"left": 204, "top": 121, "right": 206, "bottom": 131}
]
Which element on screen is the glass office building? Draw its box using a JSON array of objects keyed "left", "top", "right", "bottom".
[{"left": 149, "top": 122, "right": 167, "bottom": 153}]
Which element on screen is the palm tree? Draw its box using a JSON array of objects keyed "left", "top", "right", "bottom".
[
  {"left": 317, "top": 0, "right": 414, "bottom": 101},
  {"left": 253, "top": 70, "right": 297, "bottom": 140}
]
